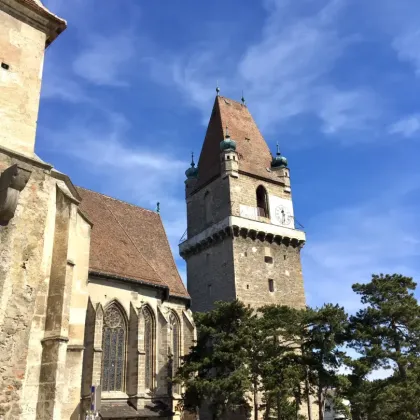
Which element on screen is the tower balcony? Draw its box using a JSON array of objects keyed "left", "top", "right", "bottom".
[{"left": 179, "top": 215, "right": 305, "bottom": 258}]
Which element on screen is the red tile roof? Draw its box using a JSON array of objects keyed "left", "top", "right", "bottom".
[
  {"left": 196, "top": 95, "right": 279, "bottom": 188},
  {"left": 77, "top": 187, "right": 189, "bottom": 299},
  {"left": 15, "top": 0, "right": 67, "bottom": 45}
]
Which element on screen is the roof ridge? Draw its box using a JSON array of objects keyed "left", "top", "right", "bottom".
[
  {"left": 217, "top": 95, "right": 247, "bottom": 107},
  {"left": 97, "top": 193, "right": 165, "bottom": 285},
  {"left": 77, "top": 186, "right": 158, "bottom": 215}
]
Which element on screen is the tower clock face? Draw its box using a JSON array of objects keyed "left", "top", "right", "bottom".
[{"left": 275, "top": 205, "right": 292, "bottom": 226}]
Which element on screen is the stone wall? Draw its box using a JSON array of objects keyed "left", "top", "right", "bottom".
[
  {"left": 186, "top": 238, "right": 236, "bottom": 313},
  {"left": 0, "top": 7, "right": 46, "bottom": 157},
  {"left": 233, "top": 238, "right": 306, "bottom": 309},
  {"left": 186, "top": 176, "right": 231, "bottom": 238},
  {"left": 228, "top": 170, "right": 293, "bottom": 221},
  {"left": 0, "top": 150, "right": 91, "bottom": 420}
]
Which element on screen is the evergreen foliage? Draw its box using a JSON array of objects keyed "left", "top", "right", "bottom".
[{"left": 175, "top": 274, "right": 420, "bottom": 420}]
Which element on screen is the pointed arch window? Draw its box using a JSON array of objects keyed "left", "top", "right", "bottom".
[
  {"left": 256, "top": 185, "right": 269, "bottom": 218},
  {"left": 169, "top": 312, "right": 181, "bottom": 394},
  {"left": 142, "top": 306, "right": 155, "bottom": 390},
  {"left": 102, "top": 302, "right": 126, "bottom": 392}
]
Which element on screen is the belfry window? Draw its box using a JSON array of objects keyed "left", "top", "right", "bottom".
[
  {"left": 102, "top": 302, "right": 126, "bottom": 392},
  {"left": 169, "top": 312, "right": 181, "bottom": 394},
  {"left": 142, "top": 306, "right": 155, "bottom": 390},
  {"left": 256, "top": 185, "right": 269, "bottom": 218}
]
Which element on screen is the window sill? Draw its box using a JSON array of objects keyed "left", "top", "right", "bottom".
[{"left": 101, "top": 391, "right": 129, "bottom": 400}]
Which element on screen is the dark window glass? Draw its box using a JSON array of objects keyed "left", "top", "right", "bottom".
[
  {"left": 170, "top": 312, "right": 181, "bottom": 394},
  {"left": 102, "top": 303, "right": 126, "bottom": 392},
  {"left": 256, "top": 186, "right": 269, "bottom": 217},
  {"left": 143, "top": 307, "right": 154, "bottom": 390}
]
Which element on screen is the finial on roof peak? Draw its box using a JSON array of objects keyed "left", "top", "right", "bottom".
[
  {"left": 156, "top": 202, "right": 160, "bottom": 213},
  {"left": 191, "top": 152, "right": 195, "bottom": 168},
  {"left": 225, "top": 126, "right": 230, "bottom": 138},
  {"left": 276, "top": 141, "right": 280, "bottom": 156},
  {"left": 241, "top": 90, "right": 246, "bottom": 105},
  {"left": 216, "top": 82, "right": 220, "bottom": 96}
]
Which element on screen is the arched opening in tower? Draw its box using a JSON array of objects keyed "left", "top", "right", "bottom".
[{"left": 256, "top": 185, "right": 269, "bottom": 218}]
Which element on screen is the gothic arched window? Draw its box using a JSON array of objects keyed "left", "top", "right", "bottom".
[
  {"left": 256, "top": 185, "right": 269, "bottom": 218},
  {"left": 142, "top": 306, "right": 155, "bottom": 390},
  {"left": 102, "top": 302, "right": 126, "bottom": 392},
  {"left": 169, "top": 312, "right": 181, "bottom": 394}
]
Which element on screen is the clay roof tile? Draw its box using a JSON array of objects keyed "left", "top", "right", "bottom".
[
  {"left": 77, "top": 187, "right": 189, "bottom": 299},
  {"left": 196, "top": 95, "right": 278, "bottom": 188}
]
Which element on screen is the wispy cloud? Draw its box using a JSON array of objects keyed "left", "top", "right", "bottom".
[
  {"left": 393, "top": 30, "right": 420, "bottom": 76},
  {"left": 389, "top": 114, "right": 420, "bottom": 138},
  {"left": 39, "top": 109, "right": 188, "bottom": 271},
  {"left": 164, "top": 0, "right": 380, "bottom": 143},
  {"left": 72, "top": 32, "right": 136, "bottom": 87},
  {"left": 303, "top": 181, "right": 420, "bottom": 311}
]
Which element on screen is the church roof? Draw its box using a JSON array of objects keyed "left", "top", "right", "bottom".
[
  {"left": 77, "top": 187, "right": 189, "bottom": 299},
  {"left": 196, "top": 95, "right": 278, "bottom": 189}
]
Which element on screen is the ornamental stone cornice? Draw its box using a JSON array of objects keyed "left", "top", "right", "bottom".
[
  {"left": 179, "top": 215, "right": 306, "bottom": 258},
  {"left": 0, "top": 164, "right": 32, "bottom": 225}
]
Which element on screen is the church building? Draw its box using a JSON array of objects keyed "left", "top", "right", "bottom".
[
  {"left": 0, "top": 1, "right": 194, "bottom": 419},
  {"left": 0, "top": 0, "right": 311, "bottom": 419}
]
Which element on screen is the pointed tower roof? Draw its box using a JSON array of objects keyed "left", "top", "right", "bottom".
[{"left": 196, "top": 95, "right": 277, "bottom": 188}]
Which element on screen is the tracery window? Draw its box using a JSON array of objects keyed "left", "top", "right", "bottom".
[
  {"left": 169, "top": 312, "right": 181, "bottom": 394},
  {"left": 142, "top": 306, "right": 154, "bottom": 390},
  {"left": 102, "top": 302, "right": 126, "bottom": 392}
]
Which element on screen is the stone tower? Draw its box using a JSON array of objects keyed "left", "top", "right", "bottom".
[
  {"left": 0, "top": 0, "right": 66, "bottom": 157},
  {"left": 180, "top": 95, "right": 307, "bottom": 313},
  {"left": 0, "top": 2, "right": 91, "bottom": 419}
]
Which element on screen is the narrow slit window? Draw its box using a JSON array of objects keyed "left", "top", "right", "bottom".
[
  {"left": 142, "top": 306, "right": 155, "bottom": 390},
  {"left": 268, "top": 279, "right": 274, "bottom": 293},
  {"left": 170, "top": 313, "right": 181, "bottom": 394}
]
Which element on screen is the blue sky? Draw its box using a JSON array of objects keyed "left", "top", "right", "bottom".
[{"left": 39, "top": 0, "right": 420, "bottom": 312}]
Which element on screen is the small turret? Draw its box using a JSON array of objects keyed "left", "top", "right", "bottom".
[
  {"left": 220, "top": 127, "right": 239, "bottom": 178},
  {"left": 185, "top": 152, "right": 198, "bottom": 197},
  {"left": 271, "top": 142, "right": 290, "bottom": 189}
]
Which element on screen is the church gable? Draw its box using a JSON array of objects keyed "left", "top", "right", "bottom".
[{"left": 77, "top": 187, "right": 189, "bottom": 298}]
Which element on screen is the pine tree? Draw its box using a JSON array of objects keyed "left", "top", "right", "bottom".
[
  {"left": 346, "top": 274, "right": 420, "bottom": 419},
  {"left": 175, "top": 300, "right": 258, "bottom": 419}
]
